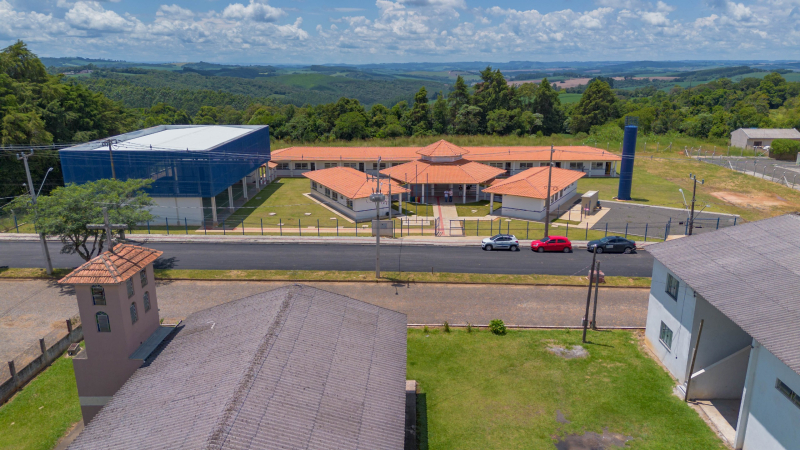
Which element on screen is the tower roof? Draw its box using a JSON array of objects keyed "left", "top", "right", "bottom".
[
  {"left": 381, "top": 159, "right": 505, "bottom": 184},
  {"left": 415, "top": 140, "right": 470, "bottom": 158},
  {"left": 58, "top": 244, "right": 163, "bottom": 285}
]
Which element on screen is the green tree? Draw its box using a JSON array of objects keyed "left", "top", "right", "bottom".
[
  {"left": 532, "top": 79, "right": 564, "bottom": 135},
  {"left": 332, "top": 111, "right": 369, "bottom": 140},
  {"left": 409, "top": 86, "right": 431, "bottom": 134},
  {"left": 569, "top": 80, "right": 619, "bottom": 134},
  {"left": 431, "top": 92, "right": 448, "bottom": 134},
  {"left": 448, "top": 75, "right": 470, "bottom": 126},
  {"left": 453, "top": 105, "right": 482, "bottom": 135},
  {"left": 0, "top": 41, "right": 47, "bottom": 83},
  {"left": 10, "top": 179, "right": 155, "bottom": 261}
]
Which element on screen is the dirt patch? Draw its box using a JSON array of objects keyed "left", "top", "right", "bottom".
[
  {"left": 547, "top": 345, "right": 589, "bottom": 359},
  {"left": 556, "top": 410, "right": 571, "bottom": 424},
  {"left": 711, "top": 191, "right": 788, "bottom": 209},
  {"left": 555, "top": 429, "right": 633, "bottom": 450}
]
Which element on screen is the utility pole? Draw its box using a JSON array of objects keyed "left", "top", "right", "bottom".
[
  {"left": 687, "top": 174, "right": 704, "bottom": 236},
  {"left": 591, "top": 262, "right": 601, "bottom": 330},
  {"left": 17, "top": 151, "right": 53, "bottom": 275},
  {"left": 582, "top": 250, "right": 597, "bottom": 343},
  {"left": 369, "top": 157, "right": 385, "bottom": 278},
  {"left": 543, "top": 145, "right": 555, "bottom": 238},
  {"left": 102, "top": 139, "right": 118, "bottom": 180}
]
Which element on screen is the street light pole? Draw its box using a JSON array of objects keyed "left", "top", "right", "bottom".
[
  {"left": 688, "top": 174, "right": 704, "bottom": 236},
  {"left": 369, "top": 157, "right": 385, "bottom": 278},
  {"left": 543, "top": 145, "right": 555, "bottom": 238},
  {"left": 17, "top": 151, "right": 53, "bottom": 275}
]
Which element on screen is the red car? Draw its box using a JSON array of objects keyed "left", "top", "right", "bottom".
[{"left": 531, "top": 236, "right": 572, "bottom": 253}]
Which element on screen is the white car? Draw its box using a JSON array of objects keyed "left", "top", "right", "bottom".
[{"left": 481, "top": 234, "right": 520, "bottom": 251}]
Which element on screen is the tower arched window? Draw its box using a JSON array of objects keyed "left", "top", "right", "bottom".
[
  {"left": 96, "top": 312, "right": 111, "bottom": 332},
  {"left": 130, "top": 302, "right": 138, "bottom": 324},
  {"left": 143, "top": 292, "right": 151, "bottom": 312},
  {"left": 91, "top": 285, "right": 106, "bottom": 305}
]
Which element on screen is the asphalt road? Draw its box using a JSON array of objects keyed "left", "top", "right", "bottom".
[{"left": 1, "top": 241, "right": 655, "bottom": 277}]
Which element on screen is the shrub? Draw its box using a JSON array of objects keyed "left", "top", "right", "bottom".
[
  {"left": 443, "top": 321, "right": 450, "bottom": 333},
  {"left": 423, "top": 325, "right": 429, "bottom": 334},
  {"left": 770, "top": 139, "right": 800, "bottom": 161},
  {"left": 467, "top": 323, "right": 473, "bottom": 333},
  {"left": 489, "top": 319, "right": 506, "bottom": 335}
]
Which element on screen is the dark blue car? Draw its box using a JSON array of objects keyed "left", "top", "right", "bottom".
[{"left": 587, "top": 236, "right": 636, "bottom": 254}]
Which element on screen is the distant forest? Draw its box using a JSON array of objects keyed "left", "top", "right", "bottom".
[{"left": 3, "top": 40, "right": 800, "bottom": 203}]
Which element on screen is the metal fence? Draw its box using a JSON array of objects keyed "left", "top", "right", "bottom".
[{"left": 700, "top": 157, "right": 800, "bottom": 190}]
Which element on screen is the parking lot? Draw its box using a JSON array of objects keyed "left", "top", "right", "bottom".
[{"left": 591, "top": 201, "right": 739, "bottom": 239}]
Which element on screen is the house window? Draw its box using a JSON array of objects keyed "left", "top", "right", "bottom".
[
  {"left": 294, "top": 163, "right": 308, "bottom": 170},
  {"left": 130, "top": 302, "right": 138, "bottom": 324},
  {"left": 346, "top": 199, "right": 353, "bottom": 209},
  {"left": 143, "top": 291, "right": 151, "bottom": 312},
  {"left": 311, "top": 181, "right": 317, "bottom": 189},
  {"left": 96, "top": 312, "right": 111, "bottom": 332},
  {"left": 126, "top": 278, "right": 134, "bottom": 298},
  {"left": 324, "top": 163, "right": 337, "bottom": 168},
  {"left": 776, "top": 379, "right": 800, "bottom": 409},
  {"left": 753, "top": 141, "right": 762, "bottom": 147},
  {"left": 659, "top": 322, "right": 673, "bottom": 350},
  {"left": 666, "top": 273, "right": 679, "bottom": 299},
  {"left": 91, "top": 285, "right": 106, "bottom": 305},
  {"left": 276, "top": 163, "right": 289, "bottom": 170},
  {"left": 519, "top": 162, "right": 534, "bottom": 169},
  {"left": 140, "top": 270, "right": 148, "bottom": 287}
]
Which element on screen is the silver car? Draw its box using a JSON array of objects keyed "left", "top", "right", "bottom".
[{"left": 481, "top": 234, "right": 520, "bottom": 251}]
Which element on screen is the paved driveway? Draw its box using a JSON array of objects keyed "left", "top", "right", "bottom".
[
  {"left": 0, "top": 279, "right": 649, "bottom": 365},
  {"left": 592, "top": 201, "right": 738, "bottom": 239}
]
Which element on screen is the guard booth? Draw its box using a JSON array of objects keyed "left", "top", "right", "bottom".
[
  {"left": 581, "top": 191, "right": 600, "bottom": 217},
  {"left": 372, "top": 220, "right": 394, "bottom": 237}
]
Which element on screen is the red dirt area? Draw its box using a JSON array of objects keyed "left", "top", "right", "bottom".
[{"left": 711, "top": 191, "right": 789, "bottom": 209}]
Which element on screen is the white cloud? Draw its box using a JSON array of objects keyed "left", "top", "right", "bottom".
[
  {"left": 222, "top": 0, "right": 286, "bottom": 23},
  {"left": 641, "top": 11, "right": 670, "bottom": 26},
  {"left": 64, "top": 1, "right": 132, "bottom": 32},
  {"left": 157, "top": 4, "right": 194, "bottom": 19}
]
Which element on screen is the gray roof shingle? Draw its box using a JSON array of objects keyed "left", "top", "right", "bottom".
[
  {"left": 738, "top": 128, "right": 800, "bottom": 139},
  {"left": 69, "top": 284, "right": 408, "bottom": 450},
  {"left": 648, "top": 214, "right": 800, "bottom": 375}
]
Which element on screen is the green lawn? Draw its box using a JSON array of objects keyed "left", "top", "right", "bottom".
[
  {"left": 408, "top": 329, "right": 726, "bottom": 450},
  {"left": 455, "top": 200, "right": 498, "bottom": 217},
  {"left": 558, "top": 93, "right": 583, "bottom": 104},
  {"left": 0, "top": 350, "right": 81, "bottom": 450}
]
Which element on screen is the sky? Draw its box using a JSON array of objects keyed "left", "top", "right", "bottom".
[{"left": 2, "top": 0, "right": 800, "bottom": 64}]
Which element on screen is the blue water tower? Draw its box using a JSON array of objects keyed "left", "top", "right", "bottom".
[{"left": 617, "top": 116, "right": 638, "bottom": 200}]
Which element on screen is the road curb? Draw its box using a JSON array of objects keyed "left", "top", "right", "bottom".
[
  {"left": 409, "top": 324, "right": 645, "bottom": 330},
  {"left": 0, "top": 275, "right": 652, "bottom": 289}
]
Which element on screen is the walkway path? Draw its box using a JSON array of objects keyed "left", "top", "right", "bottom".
[{"left": 0, "top": 279, "right": 650, "bottom": 364}]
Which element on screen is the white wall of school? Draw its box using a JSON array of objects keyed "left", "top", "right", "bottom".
[
  {"left": 688, "top": 294, "right": 752, "bottom": 385},
  {"left": 644, "top": 259, "right": 697, "bottom": 384},
  {"left": 497, "top": 182, "right": 578, "bottom": 222},
  {"left": 741, "top": 346, "right": 800, "bottom": 450},
  {"left": 149, "top": 197, "right": 204, "bottom": 223}
]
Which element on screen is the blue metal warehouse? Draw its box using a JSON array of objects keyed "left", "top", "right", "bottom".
[{"left": 60, "top": 125, "right": 271, "bottom": 224}]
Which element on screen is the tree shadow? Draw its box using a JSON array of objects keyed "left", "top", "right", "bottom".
[
  {"left": 153, "top": 257, "right": 178, "bottom": 270},
  {"left": 416, "top": 393, "right": 428, "bottom": 450}
]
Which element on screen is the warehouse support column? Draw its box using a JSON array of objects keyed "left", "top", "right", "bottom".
[
  {"left": 242, "top": 177, "right": 248, "bottom": 200},
  {"left": 211, "top": 196, "right": 218, "bottom": 225},
  {"left": 228, "top": 186, "right": 234, "bottom": 211}
]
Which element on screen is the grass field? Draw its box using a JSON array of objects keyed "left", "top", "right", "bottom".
[
  {"left": 455, "top": 200, "right": 498, "bottom": 217},
  {"left": 408, "top": 328, "right": 726, "bottom": 450},
  {"left": 0, "top": 348, "right": 82, "bottom": 450},
  {"left": 558, "top": 92, "right": 583, "bottom": 104}
]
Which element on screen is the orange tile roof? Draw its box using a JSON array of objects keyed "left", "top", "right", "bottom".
[
  {"left": 58, "top": 244, "right": 163, "bottom": 285},
  {"left": 267, "top": 161, "right": 277, "bottom": 168},
  {"left": 270, "top": 143, "right": 620, "bottom": 163},
  {"left": 380, "top": 159, "right": 506, "bottom": 184},
  {"left": 483, "top": 166, "right": 586, "bottom": 198},
  {"left": 416, "top": 140, "right": 469, "bottom": 157},
  {"left": 303, "top": 166, "right": 410, "bottom": 199}
]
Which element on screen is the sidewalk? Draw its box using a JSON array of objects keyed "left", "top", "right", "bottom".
[{"left": 0, "top": 232, "right": 658, "bottom": 249}]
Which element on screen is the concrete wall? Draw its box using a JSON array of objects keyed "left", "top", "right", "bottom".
[
  {"left": 688, "top": 345, "right": 751, "bottom": 399},
  {"left": 740, "top": 346, "right": 800, "bottom": 450},
  {"left": 731, "top": 129, "right": 749, "bottom": 149},
  {"left": 688, "top": 294, "right": 752, "bottom": 383},
  {"left": 497, "top": 181, "right": 578, "bottom": 222},
  {"left": 644, "top": 259, "right": 697, "bottom": 384},
  {"left": 149, "top": 197, "right": 204, "bottom": 223}
]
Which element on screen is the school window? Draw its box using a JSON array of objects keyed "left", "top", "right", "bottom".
[
  {"left": 346, "top": 199, "right": 353, "bottom": 209},
  {"left": 569, "top": 162, "right": 585, "bottom": 170},
  {"left": 91, "top": 285, "right": 106, "bottom": 305},
  {"left": 659, "top": 322, "right": 673, "bottom": 350},
  {"left": 130, "top": 302, "right": 138, "bottom": 324},
  {"left": 519, "top": 162, "right": 534, "bottom": 169},
  {"left": 488, "top": 162, "right": 504, "bottom": 169},
  {"left": 143, "top": 291, "right": 151, "bottom": 312},
  {"left": 372, "top": 163, "right": 387, "bottom": 170},
  {"left": 140, "top": 269, "right": 148, "bottom": 287},
  {"left": 324, "top": 163, "right": 337, "bottom": 168},
  {"left": 324, "top": 188, "right": 331, "bottom": 197},
  {"left": 96, "top": 312, "right": 111, "bottom": 332},
  {"left": 343, "top": 163, "right": 358, "bottom": 169},
  {"left": 311, "top": 181, "right": 317, "bottom": 189},
  {"left": 776, "top": 379, "right": 800, "bottom": 409},
  {"left": 592, "top": 162, "right": 604, "bottom": 169},
  {"left": 294, "top": 163, "right": 309, "bottom": 170},
  {"left": 126, "top": 278, "right": 135, "bottom": 298},
  {"left": 666, "top": 273, "right": 680, "bottom": 299},
  {"left": 332, "top": 192, "right": 339, "bottom": 201},
  {"left": 276, "top": 163, "right": 289, "bottom": 170}
]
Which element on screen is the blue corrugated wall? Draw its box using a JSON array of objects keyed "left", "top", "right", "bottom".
[{"left": 617, "top": 125, "right": 637, "bottom": 200}]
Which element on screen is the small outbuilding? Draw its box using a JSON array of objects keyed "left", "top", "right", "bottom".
[
  {"left": 303, "top": 166, "right": 409, "bottom": 222},
  {"left": 482, "top": 166, "right": 586, "bottom": 221},
  {"left": 730, "top": 128, "right": 800, "bottom": 150}
]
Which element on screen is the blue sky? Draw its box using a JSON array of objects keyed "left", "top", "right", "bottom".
[{"left": 2, "top": 0, "right": 800, "bottom": 64}]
